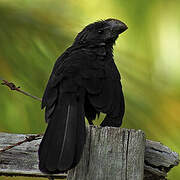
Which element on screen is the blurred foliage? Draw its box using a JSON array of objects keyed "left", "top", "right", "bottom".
[{"left": 0, "top": 0, "right": 180, "bottom": 179}]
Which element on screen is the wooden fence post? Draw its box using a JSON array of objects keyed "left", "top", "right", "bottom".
[
  {"left": 68, "top": 127, "right": 145, "bottom": 180},
  {"left": 0, "top": 128, "right": 178, "bottom": 179}
]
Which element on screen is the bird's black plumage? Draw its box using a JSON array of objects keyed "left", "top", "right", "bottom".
[{"left": 38, "top": 18, "right": 127, "bottom": 173}]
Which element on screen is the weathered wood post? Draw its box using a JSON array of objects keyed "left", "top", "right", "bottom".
[
  {"left": 68, "top": 127, "right": 145, "bottom": 180},
  {"left": 0, "top": 128, "right": 179, "bottom": 179}
]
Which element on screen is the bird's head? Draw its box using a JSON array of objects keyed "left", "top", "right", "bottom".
[{"left": 74, "top": 18, "right": 128, "bottom": 46}]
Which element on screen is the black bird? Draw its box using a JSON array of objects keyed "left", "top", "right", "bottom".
[{"left": 38, "top": 18, "right": 127, "bottom": 173}]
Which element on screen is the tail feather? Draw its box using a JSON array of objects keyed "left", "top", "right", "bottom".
[
  {"left": 38, "top": 94, "right": 86, "bottom": 173},
  {"left": 70, "top": 101, "right": 86, "bottom": 168},
  {"left": 57, "top": 104, "right": 77, "bottom": 170}
]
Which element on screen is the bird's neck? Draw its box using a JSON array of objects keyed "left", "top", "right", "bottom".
[{"left": 70, "top": 41, "right": 114, "bottom": 60}]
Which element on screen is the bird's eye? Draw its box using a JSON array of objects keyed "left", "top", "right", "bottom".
[{"left": 98, "top": 30, "right": 104, "bottom": 34}]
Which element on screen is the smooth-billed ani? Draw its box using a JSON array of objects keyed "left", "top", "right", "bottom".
[{"left": 38, "top": 18, "right": 128, "bottom": 173}]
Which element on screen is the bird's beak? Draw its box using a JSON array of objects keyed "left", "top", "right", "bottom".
[{"left": 107, "top": 19, "right": 128, "bottom": 35}]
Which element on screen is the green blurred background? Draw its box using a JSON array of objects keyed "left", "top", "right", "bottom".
[{"left": 0, "top": 0, "right": 180, "bottom": 179}]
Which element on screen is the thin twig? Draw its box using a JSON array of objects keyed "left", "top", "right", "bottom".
[
  {"left": 0, "top": 134, "right": 42, "bottom": 153},
  {"left": 1, "top": 79, "right": 42, "bottom": 102}
]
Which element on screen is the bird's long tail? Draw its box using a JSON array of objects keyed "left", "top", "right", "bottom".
[{"left": 38, "top": 94, "right": 86, "bottom": 173}]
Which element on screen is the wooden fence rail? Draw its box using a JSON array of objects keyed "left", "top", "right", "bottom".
[{"left": 0, "top": 127, "right": 179, "bottom": 180}]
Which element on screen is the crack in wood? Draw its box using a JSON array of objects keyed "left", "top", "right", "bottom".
[{"left": 125, "top": 130, "right": 130, "bottom": 180}]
